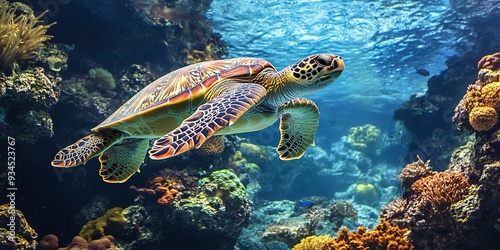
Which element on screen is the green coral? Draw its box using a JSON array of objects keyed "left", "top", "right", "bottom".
[
  {"left": 88, "top": 67, "right": 116, "bottom": 90},
  {"left": 199, "top": 169, "right": 247, "bottom": 207},
  {"left": 79, "top": 207, "right": 125, "bottom": 242},
  {"left": 347, "top": 124, "right": 381, "bottom": 153},
  {"left": 173, "top": 169, "right": 252, "bottom": 238}
]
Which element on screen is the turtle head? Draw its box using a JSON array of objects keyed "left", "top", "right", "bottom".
[{"left": 288, "top": 53, "right": 345, "bottom": 93}]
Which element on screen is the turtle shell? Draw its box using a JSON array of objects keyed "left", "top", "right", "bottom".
[{"left": 92, "top": 58, "right": 275, "bottom": 137}]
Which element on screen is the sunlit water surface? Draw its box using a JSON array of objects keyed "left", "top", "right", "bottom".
[{"left": 208, "top": 0, "right": 459, "bottom": 144}]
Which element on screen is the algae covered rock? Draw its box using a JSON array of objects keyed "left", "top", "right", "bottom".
[
  {"left": 0, "top": 204, "right": 38, "bottom": 250},
  {"left": 79, "top": 207, "right": 125, "bottom": 242},
  {"left": 173, "top": 169, "right": 252, "bottom": 238}
]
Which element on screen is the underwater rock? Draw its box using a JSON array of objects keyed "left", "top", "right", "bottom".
[
  {"left": 38, "top": 234, "right": 58, "bottom": 250},
  {"left": 0, "top": 204, "right": 38, "bottom": 250},
  {"left": 0, "top": 66, "right": 58, "bottom": 143},
  {"left": 131, "top": 0, "right": 227, "bottom": 66}
]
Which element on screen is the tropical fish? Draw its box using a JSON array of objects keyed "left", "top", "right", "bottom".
[
  {"left": 296, "top": 200, "right": 314, "bottom": 208},
  {"left": 415, "top": 67, "right": 430, "bottom": 76}
]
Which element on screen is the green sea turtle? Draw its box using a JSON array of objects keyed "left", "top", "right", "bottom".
[{"left": 52, "top": 54, "right": 345, "bottom": 183}]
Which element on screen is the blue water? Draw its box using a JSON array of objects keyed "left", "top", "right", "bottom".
[{"left": 208, "top": 0, "right": 459, "bottom": 141}]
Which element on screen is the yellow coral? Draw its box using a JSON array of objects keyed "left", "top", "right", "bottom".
[
  {"left": 292, "top": 235, "right": 331, "bottom": 250},
  {"left": 469, "top": 106, "right": 498, "bottom": 131},
  {"left": 79, "top": 207, "right": 125, "bottom": 242},
  {"left": 354, "top": 182, "right": 378, "bottom": 205},
  {"left": 347, "top": 124, "right": 381, "bottom": 153},
  {"left": 0, "top": 3, "right": 54, "bottom": 69}
]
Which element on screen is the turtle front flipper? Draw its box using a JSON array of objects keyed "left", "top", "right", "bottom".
[
  {"left": 99, "top": 138, "right": 149, "bottom": 183},
  {"left": 52, "top": 129, "right": 125, "bottom": 167},
  {"left": 149, "top": 83, "right": 267, "bottom": 159},
  {"left": 277, "top": 98, "right": 320, "bottom": 160}
]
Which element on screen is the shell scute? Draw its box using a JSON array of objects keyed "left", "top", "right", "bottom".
[{"left": 93, "top": 58, "right": 274, "bottom": 133}]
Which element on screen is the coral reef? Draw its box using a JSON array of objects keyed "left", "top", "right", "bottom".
[
  {"left": 454, "top": 53, "right": 500, "bottom": 131},
  {"left": 319, "top": 219, "right": 413, "bottom": 250},
  {"left": 347, "top": 124, "right": 381, "bottom": 154},
  {"left": 260, "top": 200, "right": 358, "bottom": 248},
  {"left": 173, "top": 169, "right": 251, "bottom": 233},
  {"left": 79, "top": 207, "right": 125, "bottom": 242},
  {"left": 0, "top": 204, "right": 38, "bottom": 250},
  {"left": 0, "top": 1, "right": 54, "bottom": 70}
]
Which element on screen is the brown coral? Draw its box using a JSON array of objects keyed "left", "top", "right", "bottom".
[
  {"left": 318, "top": 219, "right": 413, "bottom": 250},
  {"left": 477, "top": 52, "right": 500, "bottom": 70},
  {"left": 195, "top": 136, "right": 225, "bottom": 157},
  {"left": 0, "top": 3, "right": 54, "bottom": 70},
  {"left": 398, "top": 156, "right": 433, "bottom": 190},
  {"left": 411, "top": 172, "right": 470, "bottom": 211}
]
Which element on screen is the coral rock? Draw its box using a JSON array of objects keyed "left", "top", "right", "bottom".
[
  {"left": 347, "top": 124, "right": 381, "bottom": 154},
  {"left": 79, "top": 207, "right": 125, "bottom": 242}
]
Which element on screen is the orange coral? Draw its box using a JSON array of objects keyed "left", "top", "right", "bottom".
[
  {"left": 411, "top": 172, "right": 469, "bottom": 211},
  {"left": 319, "top": 219, "right": 413, "bottom": 250},
  {"left": 130, "top": 176, "right": 180, "bottom": 205}
]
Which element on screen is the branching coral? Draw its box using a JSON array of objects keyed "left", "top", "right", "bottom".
[
  {"left": 0, "top": 3, "right": 54, "bottom": 70},
  {"left": 321, "top": 219, "right": 413, "bottom": 250},
  {"left": 411, "top": 172, "right": 470, "bottom": 212},
  {"left": 398, "top": 155, "right": 433, "bottom": 190},
  {"left": 292, "top": 219, "right": 413, "bottom": 250}
]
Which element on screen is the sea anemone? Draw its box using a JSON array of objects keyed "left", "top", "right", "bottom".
[{"left": 0, "top": 3, "right": 54, "bottom": 70}]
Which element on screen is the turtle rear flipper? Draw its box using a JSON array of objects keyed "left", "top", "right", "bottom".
[
  {"left": 51, "top": 129, "right": 125, "bottom": 167},
  {"left": 277, "top": 98, "right": 319, "bottom": 160},
  {"left": 149, "top": 83, "right": 267, "bottom": 159},
  {"left": 99, "top": 138, "right": 149, "bottom": 183}
]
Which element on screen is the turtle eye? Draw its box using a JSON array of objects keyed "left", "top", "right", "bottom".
[{"left": 315, "top": 55, "right": 332, "bottom": 67}]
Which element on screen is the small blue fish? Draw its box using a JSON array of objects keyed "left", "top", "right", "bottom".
[{"left": 296, "top": 200, "right": 314, "bottom": 208}]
